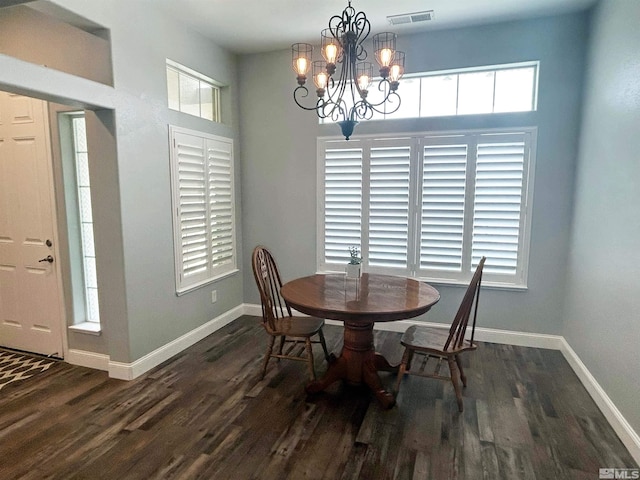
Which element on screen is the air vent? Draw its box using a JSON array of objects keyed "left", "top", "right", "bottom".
[{"left": 387, "top": 10, "right": 435, "bottom": 26}]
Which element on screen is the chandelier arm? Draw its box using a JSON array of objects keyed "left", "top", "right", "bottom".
[
  {"left": 364, "top": 91, "right": 402, "bottom": 115},
  {"left": 347, "top": 49, "right": 370, "bottom": 108},
  {"left": 293, "top": 86, "right": 328, "bottom": 113},
  {"left": 294, "top": 75, "right": 349, "bottom": 122},
  {"left": 328, "top": 101, "right": 347, "bottom": 122},
  {"left": 352, "top": 100, "right": 374, "bottom": 121},
  {"left": 327, "top": 66, "right": 347, "bottom": 103},
  {"left": 328, "top": 16, "right": 345, "bottom": 42},
  {"left": 324, "top": 49, "right": 351, "bottom": 115},
  {"left": 352, "top": 12, "right": 370, "bottom": 60},
  {"left": 341, "top": 3, "right": 356, "bottom": 29}
]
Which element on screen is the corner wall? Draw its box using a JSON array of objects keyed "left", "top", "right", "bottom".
[{"left": 563, "top": 0, "right": 640, "bottom": 438}]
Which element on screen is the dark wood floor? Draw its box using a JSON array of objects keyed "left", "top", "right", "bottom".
[{"left": 0, "top": 316, "right": 636, "bottom": 479}]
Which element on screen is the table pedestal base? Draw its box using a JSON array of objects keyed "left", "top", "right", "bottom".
[{"left": 306, "top": 321, "right": 397, "bottom": 409}]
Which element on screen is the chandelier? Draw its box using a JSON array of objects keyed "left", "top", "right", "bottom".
[{"left": 292, "top": 1, "right": 405, "bottom": 140}]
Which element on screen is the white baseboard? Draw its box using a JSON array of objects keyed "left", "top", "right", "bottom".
[
  {"left": 341, "top": 317, "right": 565, "bottom": 350},
  {"left": 66, "top": 348, "right": 110, "bottom": 371},
  {"left": 243, "top": 303, "right": 263, "bottom": 317},
  {"left": 559, "top": 338, "right": 640, "bottom": 464},
  {"left": 107, "top": 305, "right": 244, "bottom": 381}
]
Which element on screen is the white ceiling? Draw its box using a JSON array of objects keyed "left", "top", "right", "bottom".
[{"left": 146, "top": 0, "right": 597, "bottom": 54}]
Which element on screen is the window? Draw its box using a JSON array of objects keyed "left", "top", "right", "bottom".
[
  {"left": 166, "top": 60, "right": 222, "bottom": 122},
  {"left": 317, "top": 128, "right": 536, "bottom": 287},
  {"left": 59, "top": 112, "right": 101, "bottom": 332},
  {"left": 322, "top": 62, "right": 538, "bottom": 123},
  {"left": 71, "top": 116, "right": 100, "bottom": 324},
  {"left": 169, "top": 126, "right": 237, "bottom": 294}
]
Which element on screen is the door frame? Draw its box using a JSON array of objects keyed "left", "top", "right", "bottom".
[{"left": 0, "top": 90, "right": 68, "bottom": 357}]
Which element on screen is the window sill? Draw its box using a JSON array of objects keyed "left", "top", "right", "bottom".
[
  {"left": 176, "top": 268, "right": 239, "bottom": 296},
  {"left": 68, "top": 322, "right": 102, "bottom": 336},
  {"left": 423, "top": 278, "right": 528, "bottom": 292},
  {"left": 316, "top": 269, "right": 527, "bottom": 291}
]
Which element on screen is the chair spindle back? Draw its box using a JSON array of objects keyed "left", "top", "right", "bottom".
[
  {"left": 252, "top": 246, "right": 292, "bottom": 331},
  {"left": 443, "top": 257, "right": 485, "bottom": 351}
]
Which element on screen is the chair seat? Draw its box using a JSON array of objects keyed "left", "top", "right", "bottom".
[
  {"left": 400, "top": 325, "right": 477, "bottom": 355},
  {"left": 268, "top": 316, "right": 325, "bottom": 337}
]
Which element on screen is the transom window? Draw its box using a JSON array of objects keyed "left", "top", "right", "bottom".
[
  {"left": 322, "top": 62, "right": 538, "bottom": 122},
  {"left": 166, "top": 59, "right": 222, "bottom": 122},
  {"left": 317, "top": 128, "right": 536, "bottom": 287}
]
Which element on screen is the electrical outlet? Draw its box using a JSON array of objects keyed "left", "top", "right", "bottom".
[{"left": 211, "top": 290, "right": 217, "bottom": 303}]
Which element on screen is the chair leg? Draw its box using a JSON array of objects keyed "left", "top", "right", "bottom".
[
  {"left": 406, "top": 350, "right": 415, "bottom": 371},
  {"left": 455, "top": 354, "right": 467, "bottom": 387},
  {"left": 262, "top": 336, "right": 275, "bottom": 379},
  {"left": 317, "top": 329, "right": 330, "bottom": 362},
  {"left": 447, "top": 356, "right": 464, "bottom": 412},
  {"left": 277, "top": 335, "right": 286, "bottom": 359},
  {"left": 395, "top": 348, "right": 411, "bottom": 395},
  {"left": 305, "top": 338, "right": 316, "bottom": 380}
]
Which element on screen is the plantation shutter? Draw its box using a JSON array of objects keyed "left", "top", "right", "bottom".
[
  {"left": 174, "top": 132, "right": 209, "bottom": 285},
  {"left": 419, "top": 139, "right": 468, "bottom": 273},
  {"left": 322, "top": 143, "right": 363, "bottom": 265},
  {"left": 170, "top": 127, "right": 236, "bottom": 293},
  {"left": 472, "top": 134, "right": 526, "bottom": 275},
  {"left": 368, "top": 142, "right": 411, "bottom": 269},
  {"left": 207, "top": 138, "right": 236, "bottom": 277},
  {"left": 318, "top": 129, "right": 534, "bottom": 287}
]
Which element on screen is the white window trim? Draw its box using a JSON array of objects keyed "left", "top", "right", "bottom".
[
  {"left": 169, "top": 125, "right": 238, "bottom": 295},
  {"left": 317, "top": 127, "right": 537, "bottom": 289},
  {"left": 321, "top": 60, "right": 540, "bottom": 124},
  {"left": 166, "top": 59, "right": 223, "bottom": 123}
]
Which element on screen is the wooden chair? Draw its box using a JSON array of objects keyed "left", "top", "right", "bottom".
[
  {"left": 251, "top": 246, "right": 330, "bottom": 380},
  {"left": 394, "top": 257, "right": 485, "bottom": 412}
]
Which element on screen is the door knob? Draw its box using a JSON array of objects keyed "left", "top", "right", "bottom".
[{"left": 38, "top": 255, "right": 54, "bottom": 264}]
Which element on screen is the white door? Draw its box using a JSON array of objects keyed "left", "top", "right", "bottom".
[{"left": 0, "top": 91, "right": 64, "bottom": 357}]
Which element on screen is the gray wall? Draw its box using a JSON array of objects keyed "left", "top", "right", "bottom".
[
  {"left": 0, "top": 0, "right": 244, "bottom": 362},
  {"left": 0, "top": 4, "right": 112, "bottom": 85},
  {"left": 239, "top": 13, "right": 589, "bottom": 335},
  {"left": 563, "top": 0, "right": 640, "bottom": 435}
]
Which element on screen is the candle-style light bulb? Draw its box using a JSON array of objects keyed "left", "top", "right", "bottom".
[
  {"left": 325, "top": 44, "right": 338, "bottom": 64},
  {"left": 389, "top": 65, "right": 401, "bottom": 82},
  {"left": 295, "top": 57, "right": 309, "bottom": 75},
  {"left": 379, "top": 48, "right": 393, "bottom": 67},
  {"left": 357, "top": 75, "right": 370, "bottom": 91},
  {"left": 292, "top": 43, "right": 312, "bottom": 82},
  {"left": 316, "top": 72, "right": 328, "bottom": 89},
  {"left": 388, "top": 51, "right": 405, "bottom": 89}
]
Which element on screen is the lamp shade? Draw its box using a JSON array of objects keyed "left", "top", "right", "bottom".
[
  {"left": 321, "top": 29, "right": 341, "bottom": 65},
  {"left": 373, "top": 32, "right": 397, "bottom": 68},
  {"left": 292, "top": 43, "right": 312, "bottom": 76},
  {"left": 389, "top": 51, "right": 405, "bottom": 83},
  {"left": 356, "top": 62, "right": 373, "bottom": 93},
  {"left": 313, "top": 60, "right": 329, "bottom": 94}
]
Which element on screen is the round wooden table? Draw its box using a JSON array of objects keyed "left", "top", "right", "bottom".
[{"left": 280, "top": 273, "right": 440, "bottom": 408}]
